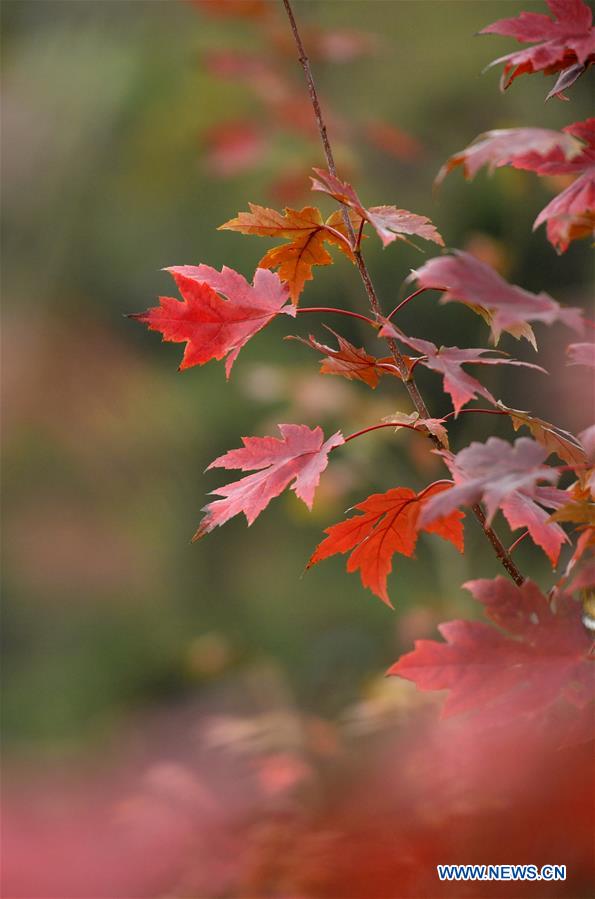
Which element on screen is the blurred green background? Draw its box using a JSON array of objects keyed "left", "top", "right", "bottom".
[{"left": 2, "top": 0, "right": 592, "bottom": 758}]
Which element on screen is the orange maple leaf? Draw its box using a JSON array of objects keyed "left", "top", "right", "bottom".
[
  {"left": 308, "top": 482, "right": 464, "bottom": 605},
  {"left": 219, "top": 204, "right": 355, "bottom": 303}
]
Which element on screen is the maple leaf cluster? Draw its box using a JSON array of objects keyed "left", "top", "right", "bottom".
[{"left": 131, "top": 0, "right": 594, "bottom": 730}]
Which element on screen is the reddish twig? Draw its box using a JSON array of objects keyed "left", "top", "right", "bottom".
[{"left": 280, "top": 0, "right": 525, "bottom": 588}]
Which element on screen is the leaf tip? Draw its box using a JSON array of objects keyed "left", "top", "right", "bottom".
[{"left": 191, "top": 523, "right": 209, "bottom": 543}]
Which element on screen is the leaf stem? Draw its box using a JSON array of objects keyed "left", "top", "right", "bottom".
[
  {"left": 508, "top": 530, "right": 530, "bottom": 555},
  {"left": 386, "top": 287, "right": 443, "bottom": 321},
  {"left": 407, "top": 355, "right": 428, "bottom": 376},
  {"left": 417, "top": 478, "right": 456, "bottom": 499},
  {"left": 322, "top": 223, "right": 354, "bottom": 253},
  {"left": 296, "top": 307, "right": 377, "bottom": 326},
  {"left": 443, "top": 408, "right": 509, "bottom": 421},
  {"left": 344, "top": 421, "right": 424, "bottom": 444},
  {"left": 280, "top": 0, "right": 525, "bottom": 588}
]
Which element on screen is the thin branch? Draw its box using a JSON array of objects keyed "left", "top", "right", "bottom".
[
  {"left": 280, "top": 0, "right": 525, "bottom": 588},
  {"left": 296, "top": 307, "right": 377, "bottom": 326}
]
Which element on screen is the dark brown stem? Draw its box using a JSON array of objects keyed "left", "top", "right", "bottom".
[
  {"left": 280, "top": 0, "right": 524, "bottom": 587},
  {"left": 472, "top": 502, "right": 524, "bottom": 585}
]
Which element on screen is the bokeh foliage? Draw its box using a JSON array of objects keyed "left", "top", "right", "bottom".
[{"left": 2, "top": 0, "right": 592, "bottom": 752}]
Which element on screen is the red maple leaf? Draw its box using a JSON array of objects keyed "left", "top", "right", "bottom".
[
  {"left": 411, "top": 250, "right": 583, "bottom": 345},
  {"left": 129, "top": 265, "right": 294, "bottom": 376},
  {"left": 308, "top": 482, "right": 464, "bottom": 605},
  {"left": 379, "top": 325, "right": 546, "bottom": 416},
  {"left": 419, "top": 436, "right": 568, "bottom": 565},
  {"left": 194, "top": 424, "right": 344, "bottom": 539},
  {"left": 481, "top": 0, "right": 595, "bottom": 93},
  {"left": 389, "top": 576, "right": 593, "bottom": 723},
  {"left": 310, "top": 168, "right": 444, "bottom": 248}
]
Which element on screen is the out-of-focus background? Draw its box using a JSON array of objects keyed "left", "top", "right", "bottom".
[{"left": 2, "top": 2, "right": 593, "bottom": 897}]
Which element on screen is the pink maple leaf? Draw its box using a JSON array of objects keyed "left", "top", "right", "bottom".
[
  {"left": 567, "top": 341, "right": 595, "bottom": 368},
  {"left": 499, "top": 487, "right": 569, "bottom": 566},
  {"left": 389, "top": 576, "right": 593, "bottom": 722},
  {"left": 411, "top": 251, "right": 583, "bottom": 345},
  {"left": 380, "top": 326, "right": 546, "bottom": 416},
  {"left": 130, "top": 265, "right": 294, "bottom": 376},
  {"left": 194, "top": 424, "right": 344, "bottom": 538},
  {"left": 566, "top": 343, "right": 595, "bottom": 368},
  {"left": 419, "top": 436, "right": 562, "bottom": 541},
  {"left": 579, "top": 424, "right": 595, "bottom": 463},
  {"left": 310, "top": 168, "right": 444, "bottom": 248}
]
